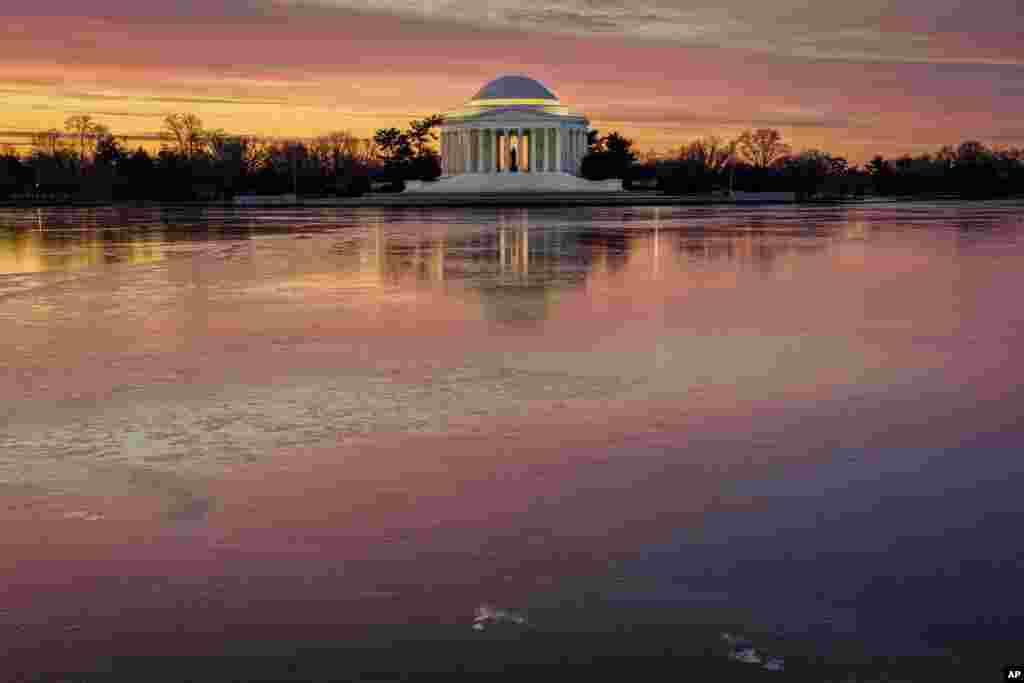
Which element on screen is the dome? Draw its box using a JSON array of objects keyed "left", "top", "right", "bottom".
[{"left": 469, "top": 75, "right": 559, "bottom": 104}]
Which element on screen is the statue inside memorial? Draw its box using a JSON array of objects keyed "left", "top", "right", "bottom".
[{"left": 510, "top": 146, "right": 518, "bottom": 172}]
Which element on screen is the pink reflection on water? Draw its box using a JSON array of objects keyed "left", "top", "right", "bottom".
[{"left": 1, "top": 204, "right": 1023, "bottom": 672}]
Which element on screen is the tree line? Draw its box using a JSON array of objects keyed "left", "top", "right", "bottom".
[
  {"left": 2, "top": 113, "right": 1022, "bottom": 201},
  {"left": 0, "top": 113, "right": 444, "bottom": 201},
  {"left": 580, "top": 128, "right": 1024, "bottom": 199}
]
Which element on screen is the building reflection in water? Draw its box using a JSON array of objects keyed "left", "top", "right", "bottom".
[{"left": 2, "top": 205, "right": 846, "bottom": 327}]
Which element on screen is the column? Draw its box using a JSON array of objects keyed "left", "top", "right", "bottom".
[
  {"left": 473, "top": 130, "right": 479, "bottom": 174},
  {"left": 475, "top": 129, "right": 482, "bottom": 173},
  {"left": 566, "top": 128, "right": 571, "bottom": 173},
  {"left": 521, "top": 129, "right": 526, "bottom": 173},
  {"left": 532, "top": 129, "right": 539, "bottom": 173},
  {"left": 532, "top": 127, "right": 540, "bottom": 172},
  {"left": 555, "top": 127, "right": 562, "bottom": 173},
  {"left": 487, "top": 129, "right": 494, "bottom": 173},
  {"left": 573, "top": 129, "right": 580, "bottom": 174},
  {"left": 569, "top": 129, "right": 574, "bottom": 173},
  {"left": 529, "top": 129, "right": 536, "bottom": 173},
  {"left": 545, "top": 128, "right": 551, "bottom": 172},
  {"left": 481, "top": 129, "right": 488, "bottom": 174},
  {"left": 490, "top": 129, "right": 497, "bottom": 172},
  {"left": 552, "top": 127, "right": 561, "bottom": 174},
  {"left": 535, "top": 128, "right": 542, "bottom": 173}
]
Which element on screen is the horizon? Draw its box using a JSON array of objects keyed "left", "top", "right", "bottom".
[{"left": 3, "top": 1, "right": 1023, "bottom": 165}]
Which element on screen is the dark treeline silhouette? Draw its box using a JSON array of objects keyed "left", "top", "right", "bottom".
[
  {"left": 580, "top": 128, "right": 1024, "bottom": 200},
  {"left": 4, "top": 115, "right": 1023, "bottom": 201},
  {"left": 0, "top": 113, "right": 445, "bottom": 201}
]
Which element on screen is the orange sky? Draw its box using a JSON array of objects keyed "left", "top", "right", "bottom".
[{"left": 2, "top": 1, "right": 1023, "bottom": 164}]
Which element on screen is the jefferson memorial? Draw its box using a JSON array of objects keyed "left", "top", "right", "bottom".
[{"left": 405, "top": 75, "right": 622, "bottom": 193}]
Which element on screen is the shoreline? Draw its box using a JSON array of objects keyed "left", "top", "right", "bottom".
[
  {"left": 0, "top": 193, "right": 781, "bottom": 210},
  {"left": 2, "top": 194, "right": 1001, "bottom": 211}
]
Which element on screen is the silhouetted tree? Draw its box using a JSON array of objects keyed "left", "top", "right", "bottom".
[
  {"left": 373, "top": 117, "right": 442, "bottom": 183},
  {"left": 373, "top": 128, "right": 412, "bottom": 165},
  {"left": 65, "top": 114, "right": 100, "bottom": 169},
  {"left": 31, "top": 129, "right": 64, "bottom": 157},
  {"left": 866, "top": 155, "right": 895, "bottom": 195},
  {"left": 682, "top": 135, "right": 736, "bottom": 174},
  {"left": 94, "top": 128, "right": 126, "bottom": 168},
  {"left": 163, "top": 113, "right": 206, "bottom": 159},
  {"left": 581, "top": 131, "right": 637, "bottom": 181},
  {"left": 406, "top": 115, "right": 443, "bottom": 158},
  {"left": 737, "top": 129, "right": 791, "bottom": 169}
]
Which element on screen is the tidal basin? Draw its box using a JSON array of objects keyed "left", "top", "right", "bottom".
[{"left": 2, "top": 202, "right": 1023, "bottom": 679}]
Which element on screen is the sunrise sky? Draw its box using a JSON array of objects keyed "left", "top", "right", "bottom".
[{"left": 2, "top": 0, "right": 1022, "bottom": 163}]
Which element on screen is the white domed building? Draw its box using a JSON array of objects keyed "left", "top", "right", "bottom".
[{"left": 405, "top": 75, "right": 622, "bottom": 193}]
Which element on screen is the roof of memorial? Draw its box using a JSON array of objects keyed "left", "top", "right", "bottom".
[{"left": 469, "top": 75, "right": 560, "bottom": 105}]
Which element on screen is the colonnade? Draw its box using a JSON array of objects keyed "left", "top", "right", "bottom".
[{"left": 441, "top": 126, "right": 588, "bottom": 176}]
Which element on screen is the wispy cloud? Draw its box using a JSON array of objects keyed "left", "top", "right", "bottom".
[{"left": 276, "top": 0, "right": 1024, "bottom": 65}]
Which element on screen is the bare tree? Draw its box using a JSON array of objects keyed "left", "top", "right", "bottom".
[
  {"left": 311, "top": 130, "right": 377, "bottom": 174},
  {"left": 682, "top": 135, "right": 737, "bottom": 173},
  {"left": 31, "top": 129, "right": 64, "bottom": 156},
  {"left": 65, "top": 114, "right": 100, "bottom": 167},
  {"left": 356, "top": 138, "right": 377, "bottom": 165},
  {"left": 204, "top": 128, "right": 231, "bottom": 160},
  {"left": 163, "top": 113, "right": 206, "bottom": 158},
  {"left": 736, "top": 129, "right": 791, "bottom": 169}
]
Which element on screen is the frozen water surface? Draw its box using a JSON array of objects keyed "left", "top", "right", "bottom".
[{"left": 1, "top": 202, "right": 1022, "bottom": 674}]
